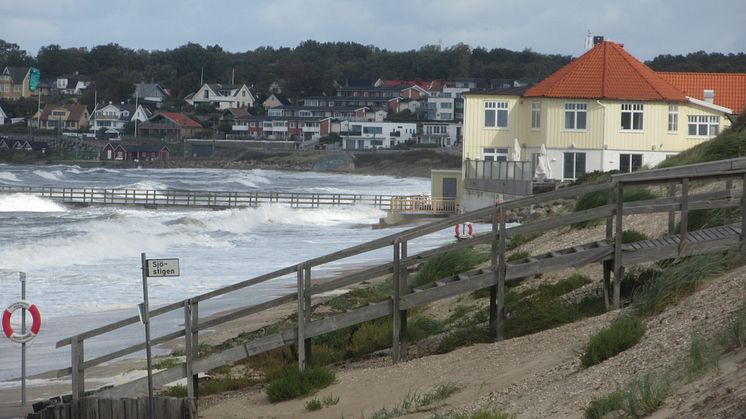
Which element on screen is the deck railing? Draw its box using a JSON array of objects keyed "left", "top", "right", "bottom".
[
  {"left": 49, "top": 157, "right": 746, "bottom": 403},
  {"left": 389, "top": 196, "right": 457, "bottom": 214},
  {"left": 0, "top": 186, "right": 397, "bottom": 210}
]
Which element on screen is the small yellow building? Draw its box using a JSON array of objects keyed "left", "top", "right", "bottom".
[{"left": 460, "top": 41, "right": 742, "bottom": 210}]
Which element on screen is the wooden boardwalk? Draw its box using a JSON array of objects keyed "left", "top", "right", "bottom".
[
  {"left": 43, "top": 156, "right": 746, "bottom": 402},
  {"left": 0, "top": 186, "right": 397, "bottom": 210}
]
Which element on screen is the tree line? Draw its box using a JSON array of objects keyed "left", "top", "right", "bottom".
[{"left": 1, "top": 39, "right": 745, "bottom": 108}]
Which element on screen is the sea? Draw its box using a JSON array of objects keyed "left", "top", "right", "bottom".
[{"left": 0, "top": 164, "right": 461, "bottom": 384}]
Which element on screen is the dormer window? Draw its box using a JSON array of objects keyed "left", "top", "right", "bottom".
[{"left": 203, "top": 89, "right": 209, "bottom": 99}]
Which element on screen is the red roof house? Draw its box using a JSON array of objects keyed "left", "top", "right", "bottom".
[
  {"left": 658, "top": 72, "right": 746, "bottom": 115},
  {"left": 137, "top": 112, "right": 202, "bottom": 139}
]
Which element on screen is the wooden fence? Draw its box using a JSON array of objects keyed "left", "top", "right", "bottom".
[
  {"left": 0, "top": 186, "right": 397, "bottom": 210},
  {"left": 52, "top": 157, "right": 746, "bottom": 402},
  {"left": 29, "top": 396, "right": 195, "bottom": 419},
  {"left": 389, "top": 196, "right": 457, "bottom": 215}
]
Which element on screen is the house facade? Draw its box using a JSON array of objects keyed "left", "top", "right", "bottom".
[
  {"left": 89, "top": 103, "right": 152, "bottom": 137},
  {"left": 56, "top": 74, "right": 92, "bottom": 95},
  {"left": 262, "top": 93, "right": 292, "bottom": 109},
  {"left": 33, "top": 104, "right": 90, "bottom": 131},
  {"left": 340, "top": 121, "right": 417, "bottom": 150},
  {"left": 133, "top": 83, "right": 169, "bottom": 107},
  {"left": 0, "top": 105, "right": 6, "bottom": 125},
  {"left": 186, "top": 83, "right": 255, "bottom": 110},
  {"left": 460, "top": 40, "right": 740, "bottom": 210},
  {"left": 0, "top": 66, "right": 34, "bottom": 100},
  {"left": 137, "top": 112, "right": 201, "bottom": 139},
  {"left": 101, "top": 143, "right": 169, "bottom": 161}
]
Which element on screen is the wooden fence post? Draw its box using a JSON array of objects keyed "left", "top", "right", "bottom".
[
  {"left": 668, "top": 183, "right": 677, "bottom": 235},
  {"left": 191, "top": 300, "right": 199, "bottom": 400},
  {"left": 303, "top": 265, "right": 312, "bottom": 365},
  {"left": 613, "top": 182, "right": 624, "bottom": 309},
  {"left": 71, "top": 336, "right": 84, "bottom": 400},
  {"left": 296, "top": 265, "right": 306, "bottom": 370},
  {"left": 399, "top": 241, "right": 409, "bottom": 359},
  {"left": 497, "top": 205, "right": 506, "bottom": 341},
  {"left": 679, "top": 178, "right": 689, "bottom": 255},
  {"left": 604, "top": 185, "right": 614, "bottom": 310},
  {"left": 725, "top": 179, "right": 733, "bottom": 224},
  {"left": 184, "top": 300, "right": 195, "bottom": 401},
  {"left": 392, "top": 240, "right": 402, "bottom": 363},
  {"left": 489, "top": 208, "right": 498, "bottom": 340}
]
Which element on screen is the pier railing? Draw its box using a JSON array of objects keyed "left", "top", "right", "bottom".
[
  {"left": 0, "top": 186, "right": 396, "bottom": 210},
  {"left": 52, "top": 157, "right": 746, "bottom": 402},
  {"left": 389, "top": 195, "right": 457, "bottom": 214}
]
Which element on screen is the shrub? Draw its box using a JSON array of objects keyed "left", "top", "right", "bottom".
[
  {"left": 621, "top": 229, "right": 649, "bottom": 244},
  {"left": 506, "top": 250, "right": 529, "bottom": 262},
  {"left": 437, "top": 325, "right": 491, "bottom": 353},
  {"left": 408, "top": 316, "right": 446, "bottom": 341},
  {"left": 686, "top": 333, "right": 719, "bottom": 381},
  {"left": 716, "top": 304, "right": 746, "bottom": 352},
  {"left": 581, "top": 315, "right": 646, "bottom": 368},
  {"left": 584, "top": 372, "right": 670, "bottom": 418},
  {"left": 620, "top": 266, "right": 659, "bottom": 299},
  {"left": 349, "top": 319, "right": 392, "bottom": 357},
  {"left": 411, "top": 248, "right": 490, "bottom": 289},
  {"left": 265, "top": 367, "right": 335, "bottom": 403},
  {"left": 328, "top": 280, "right": 391, "bottom": 311},
  {"left": 657, "top": 127, "right": 746, "bottom": 168},
  {"left": 305, "top": 398, "right": 322, "bottom": 411}
]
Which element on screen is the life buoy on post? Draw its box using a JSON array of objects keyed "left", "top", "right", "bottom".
[
  {"left": 2, "top": 300, "right": 41, "bottom": 344},
  {"left": 455, "top": 222, "right": 474, "bottom": 240}
]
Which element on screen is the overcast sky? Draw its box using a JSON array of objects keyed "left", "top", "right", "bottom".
[{"left": 1, "top": 0, "right": 744, "bottom": 61}]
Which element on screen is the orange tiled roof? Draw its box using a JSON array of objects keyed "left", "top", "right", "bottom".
[
  {"left": 658, "top": 72, "right": 746, "bottom": 115},
  {"left": 524, "top": 41, "right": 687, "bottom": 102},
  {"left": 157, "top": 111, "right": 202, "bottom": 128}
]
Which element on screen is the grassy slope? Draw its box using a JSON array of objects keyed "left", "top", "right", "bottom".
[{"left": 658, "top": 111, "right": 746, "bottom": 168}]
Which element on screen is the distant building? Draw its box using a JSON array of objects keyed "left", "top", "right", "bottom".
[
  {"left": 0, "top": 66, "right": 36, "bottom": 100},
  {"left": 185, "top": 83, "right": 255, "bottom": 110},
  {"left": 137, "top": 111, "right": 202, "bottom": 139},
  {"left": 56, "top": 73, "right": 92, "bottom": 95},
  {"left": 32, "top": 104, "right": 90, "bottom": 131},
  {"left": 133, "top": 83, "right": 170, "bottom": 107},
  {"left": 262, "top": 93, "right": 292, "bottom": 109},
  {"left": 89, "top": 102, "right": 152, "bottom": 138},
  {"left": 101, "top": 143, "right": 170, "bottom": 161},
  {"left": 0, "top": 105, "right": 6, "bottom": 125},
  {"left": 340, "top": 121, "right": 417, "bottom": 150}
]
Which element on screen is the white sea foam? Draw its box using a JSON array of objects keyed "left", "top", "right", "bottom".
[
  {"left": 32, "top": 169, "right": 64, "bottom": 181},
  {"left": 225, "top": 171, "right": 272, "bottom": 188},
  {"left": 0, "top": 194, "right": 66, "bottom": 212},
  {"left": 0, "top": 171, "right": 19, "bottom": 182},
  {"left": 120, "top": 180, "right": 169, "bottom": 190}
]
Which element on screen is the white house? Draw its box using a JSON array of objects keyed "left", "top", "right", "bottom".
[
  {"left": 0, "top": 105, "right": 6, "bottom": 125},
  {"left": 89, "top": 103, "right": 152, "bottom": 137},
  {"left": 186, "top": 83, "right": 255, "bottom": 110},
  {"left": 340, "top": 121, "right": 417, "bottom": 150},
  {"left": 420, "top": 121, "right": 462, "bottom": 147},
  {"left": 56, "top": 74, "right": 92, "bottom": 95}
]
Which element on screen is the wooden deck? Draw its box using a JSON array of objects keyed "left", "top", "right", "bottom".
[
  {"left": 0, "top": 186, "right": 396, "bottom": 210},
  {"left": 44, "top": 156, "right": 746, "bottom": 402}
]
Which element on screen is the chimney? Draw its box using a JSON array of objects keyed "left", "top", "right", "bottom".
[
  {"left": 593, "top": 36, "right": 605, "bottom": 46},
  {"left": 704, "top": 89, "right": 715, "bottom": 103}
]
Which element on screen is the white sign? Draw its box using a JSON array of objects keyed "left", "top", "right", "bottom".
[{"left": 146, "top": 259, "right": 180, "bottom": 277}]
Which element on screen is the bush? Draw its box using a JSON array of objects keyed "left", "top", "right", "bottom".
[
  {"left": 265, "top": 367, "right": 336, "bottom": 403},
  {"left": 305, "top": 398, "right": 322, "bottom": 411},
  {"left": 437, "top": 325, "right": 491, "bottom": 353},
  {"left": 410, "top": 248, "right": 489, "bottom": 289},
  {"left": 716, "top": 304, "right": 746, "bottom": 352},
  {"left": 349, "top": 319, "right": 392, "bottom": 357},
  {"left": 621, "top": 229, "right": 649, "bottom": 244},
  {"left": 585, "top": 372, "right": 670, "bottom": 418},
  {"left": 686, "top": 333, "right": 719, "bottom": 381},
  {"left": 581, "top": 315, "right": 646, "bottom": 368},
  {"left": 506, "top": 250, "right": 529, "bottom": 262},
  {"left": 408, "top": 316, "right": 446, "bottom": 341}
]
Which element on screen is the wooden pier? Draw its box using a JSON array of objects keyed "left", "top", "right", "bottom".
[
  {"left": 47, "top": 157, "right": 746, "bottom": 404},
  {"left": 0, "top": 186, "right": 397, "bottom": 210}
]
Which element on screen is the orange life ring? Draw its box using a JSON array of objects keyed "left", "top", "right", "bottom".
[
  {"left": 455, "top": 222, "right": 474, "bottom": 239},
  {"left": 2, "top": 300, "right": 41, "bottom": 344}
]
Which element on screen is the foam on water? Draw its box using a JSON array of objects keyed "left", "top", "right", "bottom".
[
  {"left": 119, "top": 180, "right": 169, "bottom": 190},
  {"left": 0, "top": 194, "right": 66, "bottom": 212},
  {"left": 32, "top": 169, "right": 64, "bottom": 181},
  {"left": 0, "top": 171, "right": 19, "bottom": 182}
]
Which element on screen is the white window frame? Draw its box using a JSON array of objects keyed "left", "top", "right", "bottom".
[
  {"left": 531, "top": 101, "right": 541, "bottom": 130},
  {"left": 482, "top": 147, "right": 508, "bottom": 161},
  {"left": 621, "top": 103, "right": 644, "bottom": 131},
  {"left": 687, "top": 115, "right": 719, "bottom": 137},
  {"left": 484, "top": 101, "right": 508, "bottom": 129},
  {"left": 668, "top": 105, "right": 678, "bottom": 132},
  {"left": 564, "top": 103, "right": 587, "bottom": 131},
  {"left": 563, "top": 152, "right": 586, "bottom": 180},
  {"left": 619, "top": 153, "right": 643, "bottom": 173}
]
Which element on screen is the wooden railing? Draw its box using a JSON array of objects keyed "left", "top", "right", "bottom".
[
  {"left": 389, "top": 196, "right": 457, "bottom": 214},
  {"left": 0, "top": 186, "right": 397, "bottom": 210},
  {"left": 52, "top": 157, "right": 746, "bottom": 401}
]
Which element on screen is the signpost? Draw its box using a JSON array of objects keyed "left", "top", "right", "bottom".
[{"left": 140, "top": 253, "right": 179, "bottom": 419}]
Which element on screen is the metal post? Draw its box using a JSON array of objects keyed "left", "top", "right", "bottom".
[
  {"left": 392, "top": 240, "right": 401, "bottom": 363},
  {"left": 184, "top": 300, "right": 195, "bottom": 401},
  {"left": 679, "top": 178, "right": 689, "bottom": 256},
  {"left": 399, "top": 241, "right": 408, "bottom": 360},
  {"left": 140, "top": 253, "right": 155, "bottom": 419},
  {"left": 613, "top": 183, "right": 624, "bottom": 309},
  {"left": 489, "top": 208, "right": 498, "bottom": 340},
  {"left": 303, "top": 265, "right": 312, "bottom": 365},
  {"left": 497, "top": 206, "right": 506, "bottom": 341},
  {"left": 20, "top": 272, "right": 26, "bottom": 407},
  {"left": 296, "top": 265, "right": 306, "bottom": 370}
]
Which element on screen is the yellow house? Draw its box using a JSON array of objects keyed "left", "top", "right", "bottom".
[
  {"left": 0, "top": 66, "right": 33, "bottom": 100},
  {"left": 461, "top": 41, "right": 739, "bottom": 210}
]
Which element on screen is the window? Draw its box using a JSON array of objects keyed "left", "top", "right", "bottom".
[
  {"left": 621, "top": 103, "right": 644, "bottom": 130},
  {"left": 484, "top": 101, "right": 508, "bottom": 128},
  {"left": 203, "top": 89, "right": 209, "bottom": 99},
  {"left": 531, "top": 102, "right": 541, "bottom": 129},
  {"left": 687, "top": 115, "right": 719, "bottom": 137},
  {"left": 564, "top": 103, "right": 587, "bottom": 130},
  {"left": 289, "top": 122, "right": 296, "bottom": 128},
  {"left": 668, "top": 105, "right": 678, "bottom": 132},
  {"left": 370, "top": 140, "right": 383, "bottom": 146},
  {"left": 439, "top": 102, "right": 452, "bottom": 109},
  {"left": 563, "top": 152, "right": 586, "bottom": 180},
  {"left": 619, "top": 154, "right": 643, "bottom": 173},
  {"left": 482, "top": 147, "right": 508, "bottom": 161},
  {"left": 439, "top": 112, "right": 452, "bottom": 120},
  {"left": 363, "top": 126, "right": 383, "bottom": 135}
]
